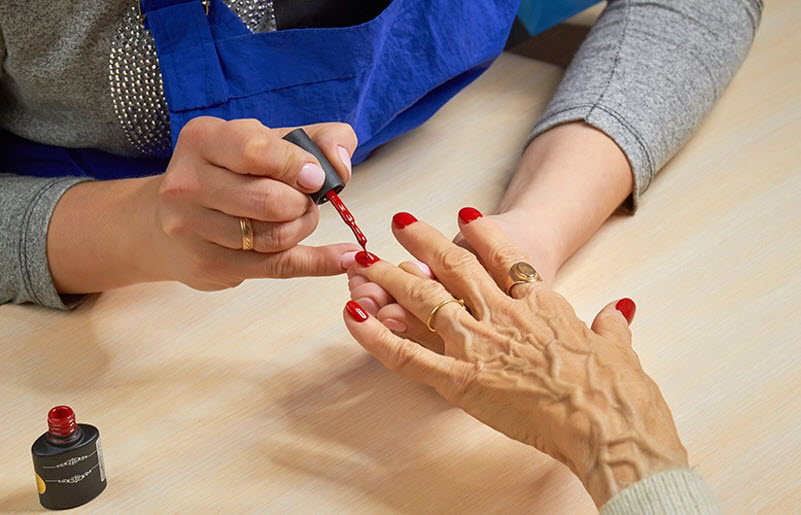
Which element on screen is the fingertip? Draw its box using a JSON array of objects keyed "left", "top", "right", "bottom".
[
  {"left": 341, "top": 250, "right": 358, "bottom": 270},
  {"left": 458, "top": 207, "right": 483, "bottom": 225},
  {"left": 615, "top": 298, "right": 636, "bottom": 325},
  {"left": 345, "top": 300, "right": 369, "bottom": 323},
  {"left": 337, "top": 145, "right": 352, "bottom": 181}
]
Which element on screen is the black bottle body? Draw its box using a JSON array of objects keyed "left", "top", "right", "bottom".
[{"left": 31, "top": 424, "right": 106, "bottom": 510}]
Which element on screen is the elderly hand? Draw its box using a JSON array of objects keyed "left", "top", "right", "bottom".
[{"left": 343, "top": 208, "right": 688, "bottom": 507}]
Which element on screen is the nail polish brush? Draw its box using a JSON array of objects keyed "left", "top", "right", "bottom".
[{"left": 282, "top": 129, "right": 368, "bottom": 250}]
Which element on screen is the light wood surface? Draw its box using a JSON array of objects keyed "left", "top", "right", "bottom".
[{"left": 2, "top": 1, "right": 800, "bottom": 512}]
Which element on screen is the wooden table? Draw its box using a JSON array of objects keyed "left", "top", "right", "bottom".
[{"left": 2, "top": 1, "right": 799, "bottom": 512}]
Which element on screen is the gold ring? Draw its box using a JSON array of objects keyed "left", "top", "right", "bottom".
[
  {"left": 239, "top": 217, "right": 254, "bottom": 251},
  {"left": 504, "top": 261, "right": 542, "bottom": 295},
  {"left": 426, "top": 298, "right": 465, "bottom": 332}
]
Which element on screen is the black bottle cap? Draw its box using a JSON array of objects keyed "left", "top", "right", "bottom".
[{"left": 282, "top": 128, "right": 345, "bottom": 205}]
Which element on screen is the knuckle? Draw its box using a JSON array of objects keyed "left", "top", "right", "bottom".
[
  {"left": 263, "top": 222, "right": 294, "bottom": 249},
  {"left": 487, "top": 243, "right": 524, "bottom": 272},
  {"left": 437, "top": 245, "right": 476, "bottom": 275},
  {"left": 278, "top": 144, "right": 303, "bottom": 181},
  {"left": 387, "top": 340, "right": 420, "bottom": 373},
  {"left": 178, "top": 116, "right": 212, "bottom": 144},
  {"left": 247, "top": 183, "right": 279, "bottom": 219},
  {"left": 240, "top": 135, "right": 273, "bottom": 171},
  {"left": 264, "top": 251, "right": 302, "bottom": 278},
  {"left": 160, "top": 165, "right": 201, "bottom": 202},
  {"left": 407, "top": 279, "right": 443, "bottom": 305},
  {"left": 450, "top": 363, "right": 480, "bottom": 398},
  {"left": 159, "top": 212, "right": 190, "bottom": 238}
]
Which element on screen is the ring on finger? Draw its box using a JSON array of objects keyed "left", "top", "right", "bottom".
[
  {"left": 426, "top": 298, "right": 465, "bottom": 332},
  {"left": 505, "top": 261, "right": 542, "bottom": 296},
  {"left": 239, "top": 217, "right": 254, "bottom": 251}
]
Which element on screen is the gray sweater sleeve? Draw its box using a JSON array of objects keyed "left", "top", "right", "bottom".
[
  {"left": 0, "top": 174, "right": 92, "bottom": 309},
  {"left": 601, "top": 469, "right": 720, "bottom": 514},
  {"left": 530, "top": 0, "right": 763, "bottom": 209}
]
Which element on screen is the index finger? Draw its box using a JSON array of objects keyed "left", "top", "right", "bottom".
[
  {"left": 181, "top": 117, "right": 324, "bottom": 193},
  {"left": 343, "top": 301, "right": 470, "bottom": 397}
]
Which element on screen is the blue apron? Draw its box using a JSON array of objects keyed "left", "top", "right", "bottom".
[{"left": 0, "top": 0, "right": 598, "bottom": 178}]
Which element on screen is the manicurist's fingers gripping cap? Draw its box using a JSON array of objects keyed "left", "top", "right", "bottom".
[{"left": 282, "top": 128, "right": 345, "bottom": 205}]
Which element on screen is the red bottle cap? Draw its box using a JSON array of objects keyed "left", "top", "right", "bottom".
[{"left": 47, "top": 405, "right": 77, "bottom": 438}]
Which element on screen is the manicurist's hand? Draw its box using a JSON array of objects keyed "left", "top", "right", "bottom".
[
  {"left": 48, "top": 117, "right": 360, "bottom": 294},
  {"left": 343, "top": 209, "right": 688, "bottom": 507},
  {"left": 149, "top": 117, "right": 359, "bottom": 290}
]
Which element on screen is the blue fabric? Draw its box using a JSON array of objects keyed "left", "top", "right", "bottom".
[
  {"left": 517, "top": 0, "right": 600, "bottom": 35},
  {"left": 1, "top": 0, "right": 592, "bottom": 178}
]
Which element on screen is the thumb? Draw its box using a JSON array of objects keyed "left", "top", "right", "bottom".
[
  {"left": 248, "top": 243, "right": 361, "bottom": 278},
  {"left": 591, "top": 298, "right": 635, "bottom": 342}
]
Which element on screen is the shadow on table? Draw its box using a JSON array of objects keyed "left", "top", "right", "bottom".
[{"left": 250, "top": 345, "right": 591, "bottom": 514}]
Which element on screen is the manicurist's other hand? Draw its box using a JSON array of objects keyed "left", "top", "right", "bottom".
[
  {"left": 343, "top": 209, "right": 688, "bottom": 507},
  {"left": 148, "top": 117, "right": 359, "bottom": 290}
]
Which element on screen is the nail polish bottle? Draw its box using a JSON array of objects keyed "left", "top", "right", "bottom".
[{"left": 31, "top": 406, "right": 107, "bottom": 510}]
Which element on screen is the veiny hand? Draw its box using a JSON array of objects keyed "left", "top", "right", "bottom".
[
  {"left": 343, "top": 208, "right": 688, "bottom": 507},
  {"left": 147, "top": 116, "right": 360, "bottom": 290},
  {"left": 344, "top": 208, "right": 559, "bottom": 349}
]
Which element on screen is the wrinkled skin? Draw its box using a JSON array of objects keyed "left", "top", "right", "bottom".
[{"left": 343, "top": 212, "right": 688, "bottom": 507}]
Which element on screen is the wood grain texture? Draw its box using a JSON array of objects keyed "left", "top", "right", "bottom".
[{"left": 1, "top": 1, "right": 799, "bottom": 512}]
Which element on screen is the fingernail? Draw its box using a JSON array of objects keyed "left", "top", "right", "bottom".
[
  {"left": 458, "top": 207, "right": 483, "bottom": 224},
  {"left": 383, "top": 318, "right": 408, "bottom": 333},
  {"left": 337, "top": 146, "right": 352, "bottom": 175},
  {"left": 355, "top": 297, "right": 380, "bottom": 316},
  {"left": 412, "top": 260, "right": 434, "bottom": 278},
  {"left": 355, "top": 251, "right": 379, "bottom": 267},
  {"left": 341, "top": 251, "right": 358, "bottom": 270},
  {"left": 392, "top": 212, "right": 417, "bottom": 229},
  {"left": 298, "top": 162, "right": 325, "bottom": 190},
  {"left": 615, "top": 298, "right": 636, "bottom": 325},
  {"left": 345, "top": 300, "right": 369, "bottom": 322}
]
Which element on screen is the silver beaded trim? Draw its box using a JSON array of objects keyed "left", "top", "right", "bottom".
[{"left": 109, "top": 1, "right": 276, "bottom": 157}]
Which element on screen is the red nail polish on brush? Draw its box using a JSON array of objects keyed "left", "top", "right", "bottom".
[
  {"left": 615, "top": 298, "right": 636, "bottom": 325},
  {"left": 346, "top": 300, "right": 369, "bottom": 322},
  {"left": 31, "top": 406, "right": 107, "bottom": 509},
  {"left": 458, "top": 207, "right": 483, "bottom": 224},
  {"left": 355, "top": 251, "right": 379, "bottom": 267},
  {"left": 392, "top": 212, "right": 417, "bottom": 229}
]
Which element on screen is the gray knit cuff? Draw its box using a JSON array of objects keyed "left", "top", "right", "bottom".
[
  {"left": 5, "top": 176, "right": 94, "bottom": 309},
  {"left": 528, "top": 105, "right": 648, "bottom": 212},
  {"left": 601, "top": 469, "right": 721, "bottom": 515}
]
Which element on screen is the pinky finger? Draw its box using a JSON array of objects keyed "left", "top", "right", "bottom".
[{"left": 344, "top": 301, "right": 462, "bottom": 391}]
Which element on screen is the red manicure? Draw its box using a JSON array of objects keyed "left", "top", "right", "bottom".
[
  {"left": 354, "top": 251, "right": 379, "bottom": 267},
  {"left": 615, "top": 298, "right": 636, "bottom": 325},
  {"left": 392, "top": 212, "right": 418, "bottom": 229},
  {"left": 345, "top": 300, "right": 369, "bottom": 322},
  {"left": 458, "top": 207, "right": 483, "bottom": 224}
]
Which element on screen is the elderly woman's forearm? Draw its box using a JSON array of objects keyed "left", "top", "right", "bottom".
[
  {"left": 498, "top": 122, "right": 633, "bottom": 274},
  {"left": 530, "top": 0, "right": 762, "bottom": 207}
]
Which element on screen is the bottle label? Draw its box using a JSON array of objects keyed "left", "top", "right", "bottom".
[{"left": 96, "top": 438, "right": 106, "bottom": 482}]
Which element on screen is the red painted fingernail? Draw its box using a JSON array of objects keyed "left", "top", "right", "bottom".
[
  {"left": 615, "top": 298, "right": 636, "bottom": 325},
  {"left": 345, "top": 300, "right": 369, "bottom": 322},
  {"left": 458, "top": 207, "right": 483, "bottom": 224},
  {"left": 354, "top": 251, "right": 379, "bottom": 267},
  {"left": 392, "top": 212, "right": 417, "bottom": 229}
]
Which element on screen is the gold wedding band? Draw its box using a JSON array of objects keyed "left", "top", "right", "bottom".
[
  {"left": 239, "top": 217, "right": 254, "bottom": 251},
  {"left": 426, "top": 298, "right": 465, "bottom": 332},
  {"left": 505, "top": 261, "right": 542, "bottom": 295}
]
